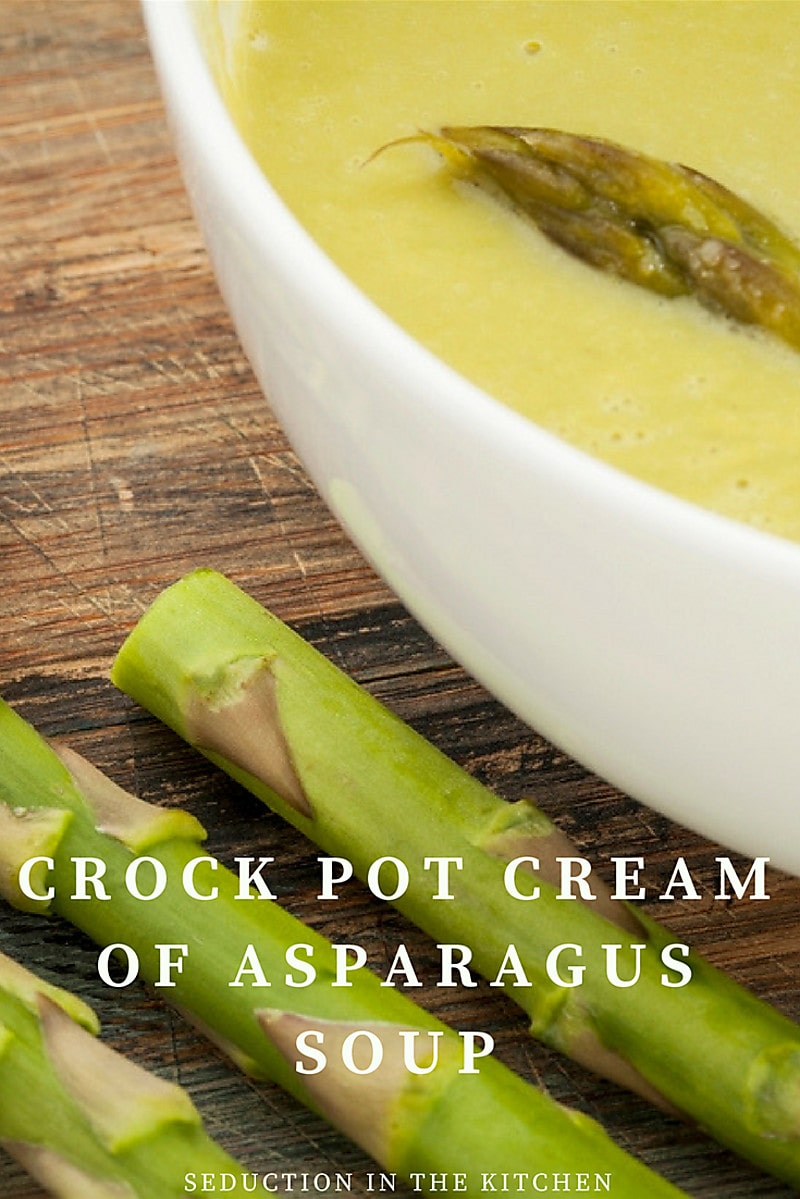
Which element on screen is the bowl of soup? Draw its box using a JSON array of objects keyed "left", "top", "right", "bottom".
[{"left": 143, "top": 0, "right": 800, "bottom": 875}]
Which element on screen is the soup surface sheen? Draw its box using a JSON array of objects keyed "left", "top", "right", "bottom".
[{"left": 203, "top": 1, "right": 800, "bottom": 542}]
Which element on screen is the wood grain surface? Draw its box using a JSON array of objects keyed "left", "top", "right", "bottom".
[{"left": 1, "top": 3, "right": 799, "bottom": 1197}]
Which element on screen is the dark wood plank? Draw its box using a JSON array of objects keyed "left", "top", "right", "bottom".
[{"left": 1, "top": 4, "right": 798, "bottom": 1197}]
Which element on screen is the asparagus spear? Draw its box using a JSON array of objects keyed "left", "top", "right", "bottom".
[
  {"left": 0, "top": 697, "right": 687, "bottom": 1197},
  {"left": 112, "top": 569, "right": 800, "bottom": 1188},
  {"left": 401, "top": 126, "right": 800, "bottom": 352},
  {"left": 0, "top": 947, "right": 248, "bottom": 1198}
]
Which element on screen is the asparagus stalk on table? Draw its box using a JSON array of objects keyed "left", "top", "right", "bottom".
[
  {"left": 391, "top": 125, "right": 800, "bottom": 353},
  {"left": 112, "top": 569, "right": 800, "bottom": 1188},
  {"left": 0, "top": 697, "right": 687, "bottom": 1198},
  {"left": 0, "top": 947, "right": 249, "bottom": 1198}
]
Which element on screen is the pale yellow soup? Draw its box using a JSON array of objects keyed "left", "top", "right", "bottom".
[{"left": 201, "top": 1, "right": 800, "bottom": 542}]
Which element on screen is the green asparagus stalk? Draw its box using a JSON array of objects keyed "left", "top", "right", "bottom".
[
  {"left": 399, "top": 125, "right": 800, "bottom": 352},
  {"left": 0, "top": 947, "right": 248, "bottom": 1198},
  {"left": 113, "top": 569, "right": 800, "bottom": 1188},
  {"left": 0, "top": 696, "right": 687, "bottom": 1197}
]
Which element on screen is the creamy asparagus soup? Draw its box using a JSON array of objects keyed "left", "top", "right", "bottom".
[{"left": 200, "top": 1, "right": 800, "bottom": 542}]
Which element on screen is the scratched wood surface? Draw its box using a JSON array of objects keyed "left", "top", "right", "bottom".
[{"left": 1, "top": 3, "right": 799, "bottom": 1197}]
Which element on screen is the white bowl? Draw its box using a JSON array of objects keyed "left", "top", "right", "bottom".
[{"left": 143, "top": 0, "right": 800, "bottom": 877}]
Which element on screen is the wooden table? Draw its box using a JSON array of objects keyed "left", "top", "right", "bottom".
[{"left": 1, "top": 3, "right": 799, "bottom": 1196}]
